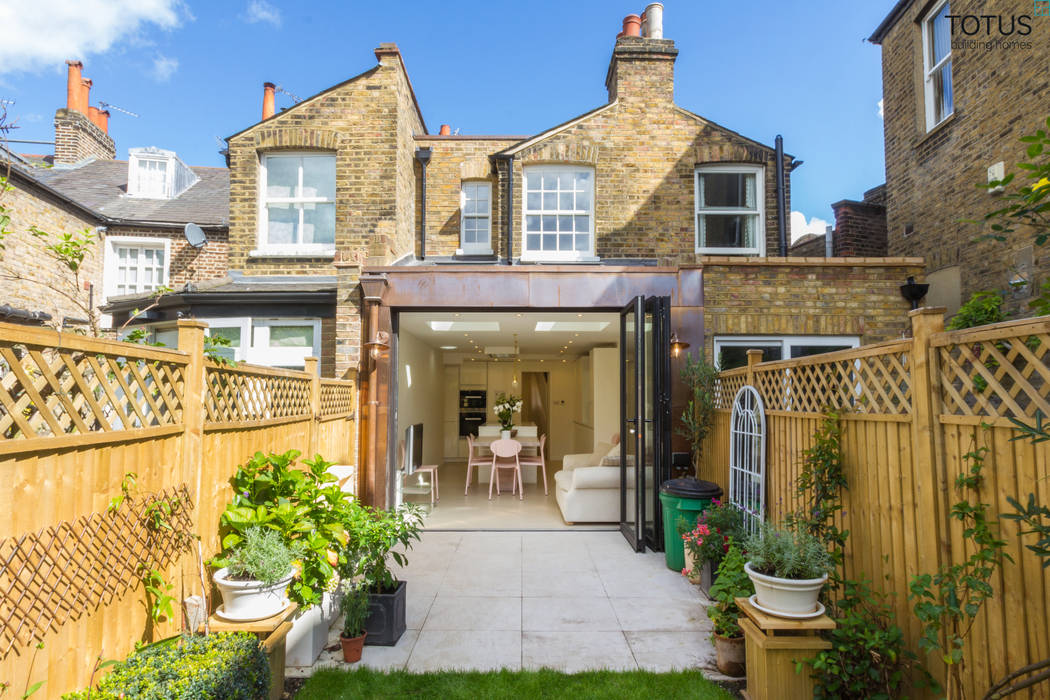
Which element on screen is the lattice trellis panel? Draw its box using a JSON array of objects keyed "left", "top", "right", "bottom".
[
  {"left": 0, "top": 485, "right": 192, "bottom": 657},
  {"left": 937, "top": 330, "right": 1050, "bottom": 419},
  {"left": 714, "top": 371, "right": 747, "bottom": 410},
  {"left": 319, "top": 379, "right": 355, "bottom": 418},
  {"left": 0, "top": 343, "right": 185, "bottom": 440},
  {"left": 751, "top": 350, "right": 912, "bottom": 415},
  {"left": 205, "top": 366, "right": 311, "bottom": 424}
]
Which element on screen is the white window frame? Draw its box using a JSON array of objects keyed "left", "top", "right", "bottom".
[
  {"left": 256, "top": 152, "right": 336, "bottom": 257},
  {"left": 249, "top": 319, "right": 322, "bottom": 370},
  {"left": 695, "top": 164, "right": 766, "bottom": 256},
  {"left": 198, "top": 317, "right": 251, "bottom": 363},
  {"left": 459, "top": 181, "right": 493, "bottom": 255},
  {"left": 102, "top": 236, "right": 171, "bottom": 302},
  {"left": 521, "top": 165, "right": 597, "bottom": 263},
  {"left": 922, "top": 0, "right": 953, "bottom": 131},
  {"left": 713, "top": 335, "right": 860, "bottom": 370}
]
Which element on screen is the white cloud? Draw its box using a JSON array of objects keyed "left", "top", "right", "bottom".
[
  {"left": 790, "top": 211, "right": 831, "bottom": 243},
  {"left": 245, "top": 0, "right": 281, "bottom": 26},
  {"left": 0, "top": 0, "right": 183, "bottom": 75},
  {"left": 151, "top": 54, "right": 178, "bottom": 82},
  {"left": 878, "top": 99, "right": 884, "bottom": 119}
]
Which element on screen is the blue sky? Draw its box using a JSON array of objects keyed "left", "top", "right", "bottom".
[{"left": 0, "top": 1, "right": 893, "bottom": 240}]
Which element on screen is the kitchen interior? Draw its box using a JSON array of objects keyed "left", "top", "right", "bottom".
[{"left": 395, "top": 311, "right": 620, "bottom": 529}]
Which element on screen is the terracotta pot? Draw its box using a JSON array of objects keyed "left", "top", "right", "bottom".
[
  {"left": 714, "top": 634, "right": 745, "bottom": 677},
  {"left": 340, "top": 632, "right": 366, "bottom": 663},
  {"left": 622, "top": 14, "right": 641, "bottom": 36}
]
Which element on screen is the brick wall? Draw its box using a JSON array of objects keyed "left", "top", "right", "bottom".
[
  {"left": 831, "top": 185, "right": 888, "bottom": 257},
  {"left": 878, "top": 0, "right": 1050, "bottom": 316},
  {"left": 53, "top": 109, "right": 115, "bottom": 164},
  {"left": 789, "top": 233, "right": 827, "bottom": 257},
  {"left": 104, "top": 225, "right": 229, "bottom": 292},
  {"left": 414, "top": 137, "right": 520, "bottom": 257},
  {"left": 0, "top": 176, "right": 103, "bottom": 326},
  {"left": 700, "top": 257, "right": 925, "bottom": 358}
]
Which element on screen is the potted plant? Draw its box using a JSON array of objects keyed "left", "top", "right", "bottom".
[
  {"left": 707, "top": 544, "right": 753, "bottom": 677},
  {"left": 744, "top": 522, "right": 832, "bottom": 617},
  {"left": 337, "top": 582, "right": 370, "bottom": 663},
  {"left": 341, "top": 502, "right": 423, "bottom": 646},
  {"left": 492, "top": 392, "right": 522, "bottom": 439},
  {"left": 683, "top": 500, "right": 745, "bottom": 595},
  {"left": 212, "top": 526, "right": 302, "bottom": 622}
]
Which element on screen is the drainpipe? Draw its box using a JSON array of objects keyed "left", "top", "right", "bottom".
[
  {"left": 415, "top": 147, "right": 432, "bottom": 261},
  {"left": 499, "top": 154, "right": 514, "bottom": 265},
  {"left": 775, "top": 135, "right": 787, "bottom": 256}
]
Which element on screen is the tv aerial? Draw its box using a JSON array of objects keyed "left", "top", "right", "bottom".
[
  {"left": 98, "top": 102, "right": 139, "bottom": 118},
  {"left": 274, "top": 85, "right": 302, "bottom": 103}
]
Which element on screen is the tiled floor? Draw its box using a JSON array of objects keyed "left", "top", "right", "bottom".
[{"left": 304, "top": 531, "right": 724, "bottom": 676}]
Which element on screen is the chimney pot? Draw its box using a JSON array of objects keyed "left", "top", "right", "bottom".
[
  {"left": 79, "top": 78, "right": 92, "bottom": 115},
  {"left": 65, "top": 60, "right": 83, "bottom": 112},
  {"left": 644, "top": 3, "right": 664, "bottom": 39},
  {"left": 439, "top": 124, "right": 451, "bottom": 136},
  {"left": 622, "top": 14, "right": 641, "bottom": 37},
  {"left": 262, "top": 82, "right": 276, "bottom": 120}
]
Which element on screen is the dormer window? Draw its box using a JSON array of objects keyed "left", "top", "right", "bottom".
[{"left": 127, "top": 147, "right": 199, "bottom": 199}]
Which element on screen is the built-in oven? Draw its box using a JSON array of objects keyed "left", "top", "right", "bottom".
[
  {"left": 459, "top": 412, "right": 486, "bottom": 437},
  {"left": 459, "top": 390, "right": 486, "bottom": 409}
]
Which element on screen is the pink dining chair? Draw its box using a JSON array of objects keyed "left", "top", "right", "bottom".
[
  {"left": 488, "top": 438, "right": 523, "bottom": 501},
  {"left": 400, "top": 440, "right": 440, "bottom": 506},
  {"left": 464, "top": 433, "right": 488, "bottom": 495},
  {"left": 517, "top": 433, "right": 548, "bottom": 496}
]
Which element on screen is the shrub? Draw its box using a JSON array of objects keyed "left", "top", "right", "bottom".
[
  {"left": 946, "top": 290, "right": 1006, "bottom": 330},
  {"left": 340, "top": 502, "right": 423, "bottom": 593},
  {"left": 216, "top": 526, "right": 303, "bottom": 586},
  {"left": 63, "top": 633, "right": 268, "bottom": 700},
  {"left": 745, "top": 522, "right": 832, "bottom": 580},
  {"left": 684, "top": 500, "right": 746, "bottom": 573},
  {"left": 706, "top": 545, "right": 753, "bottom": 639},
  {"left": 220, "top": 450, "right": 354, "bottom": 608}
]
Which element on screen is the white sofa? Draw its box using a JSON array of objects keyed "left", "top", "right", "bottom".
[{"left": 554, "top": 437, "right": 621, "bottom": 523}]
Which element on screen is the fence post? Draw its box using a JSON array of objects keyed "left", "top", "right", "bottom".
[
  {"left": 305, "top": 357, "right": 320, "bottom": 458},
  {"left": 177, "top": 320, "right": 208, "bottom": 521},
  {"left": 908, "top": 307, "right": 948, "bottom": 574},
  {"left": 746, "top": 348, "right": 764, "bottom": 387}
]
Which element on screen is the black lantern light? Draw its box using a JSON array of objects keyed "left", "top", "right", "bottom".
[{"left": 899, "top": 276, "right": 930, "bottom": 311}]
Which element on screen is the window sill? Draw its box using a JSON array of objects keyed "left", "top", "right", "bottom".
[
  {"left": 695, "top": 248, "right": 764, "bottom": 256},
  {"left": 519, "top": 254, "right": 600, "bottom": 264},
  {"left": 917, "top": 112, "right": 956, "bottom": 146},
  {"left": 249, "top": 248, "right": 336, "bottom": 259}
]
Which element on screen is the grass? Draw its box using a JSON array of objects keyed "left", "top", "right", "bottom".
[{"left": 296, "top": 668, "right": 734, "bottom": 699}]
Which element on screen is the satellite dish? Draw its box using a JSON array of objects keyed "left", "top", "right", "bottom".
[{"left": 183, "top": 223, "right": 207, "bottom": 249}]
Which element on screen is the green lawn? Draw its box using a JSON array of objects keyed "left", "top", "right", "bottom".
[{"left": 296, "top": 668, "right": 734, "bottom": 699}]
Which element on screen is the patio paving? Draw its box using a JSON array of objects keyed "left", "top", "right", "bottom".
[{"left": 297, "top": 531, "right": 726, "bottom": 677}]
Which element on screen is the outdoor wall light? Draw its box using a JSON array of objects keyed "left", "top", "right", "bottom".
[
  {"left": 670, "top": 331, "right": 690, "bottom": 358},
  {"left": 899, "top": 276, "right": 930, "bottom": 311},
  {"left": 366, "top": 331, "right": 391, "bottom": 360}
]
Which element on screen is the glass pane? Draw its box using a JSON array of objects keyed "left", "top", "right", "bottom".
[
  {"left": 543, "top": 192, "right": 557, "bottom": 209},
  {"left": 559, "top": 192, "right": 573, "bottom": 210},
  {"left": 700, "top": 214, "right": 755, "bottom": 249},
  {"left": 463, "top": 196, "right": 477, "bottom": 215},
  {"left": 210, "top": 327, "right": 242, "bottom": 348},
  {"left": 790, "top": 344, "right": 851, "bottom": 359},
  {"left": 542, "top": 173, "right": 558, "bottom": 190},
  {"left": 525, "top": 215, "right": 541, "bottom": 232},
  {"left": 526, "top": 172, "right": 542, "bottom": 190},
  {"left": 301, "top": 156, "right": 335, "bottom": 199},
  {"left": 266, "top": 157, "right": 298, "bottom": 198},
  {"left": 930, "top": 3, "right": 951, "bottom": 63},
  {"left": 527, "top": 192, "right": 541, "bottom": 211},
  {"left": 576, "top": 186, "right": 591, "bottom": 211},
  {"left": 623, "top": 310, "right": 637, "bottom": 526},
  {"left": 575, "top": 215, "right": 589, "bottom": 232},
  {"left": 474, "top": 184, "right": 489, "bottom": 205},
  {"left": 267, "top": 204, "right": 297, "bottom": 244},
  {"left": 574, "top": 234, "right": 589, "bottom": 251},
  {"left": 542, "top": 233, "right": 556, "bottom": 250},
  {"left": 302, "top": 203, "right": 335, "bottom": 244},
  {"left": 699, "top": 172, "right": 755, "bottom": 208},
  {"left": 542, "top": 215, "right": 556, "bottom": 232},
  {"left": 558, "top": 215, "right": 573, "bottom": 231},
  {"left": 558, "top": 234, "right": 572, "bottom": 250},
  {"left": 269, "top": 326, "right": 314, "bottom": 348},
  {"left": 154, "top": 250, "right": 164, "bottom": 269},
  {"left": 935, "top": 62, "right": 953, "bottom": 121},
  {"left": 717, "top": 344, "right": 782, "bottom": 370},
  {"left": 526, "top": 233, "right": 541, "bottom": 250},
  {"left": 154, "top": 329, "right": 178, "bottom": 348}
]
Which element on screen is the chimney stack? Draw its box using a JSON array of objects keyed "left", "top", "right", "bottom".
[
  {"left": 54, "top": 59, "right": 115, "bottom": 164},
  {"left": 439, "top": 124, "right": 451, "bottom": 136},
  {"left": 262, "top": 82, "right": 276, "bottom": 120},
  {"left": 605, "top": 5, "right": 676, "bottom": 104}
]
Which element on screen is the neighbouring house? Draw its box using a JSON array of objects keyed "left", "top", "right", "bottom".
[
  {"left": 790, "top": 185, "right": 889, "bottom": 259},
  {"left": 869, "top": 0, "right": 1050, "bottom": 316},
  {"left": 111, "top": 8, "right": 922, "bottom": 534},
  {"left": 0, "top": 61, "right": 229, "bottom": 335}
]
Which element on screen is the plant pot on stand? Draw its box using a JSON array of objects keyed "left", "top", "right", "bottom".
[
  {"left": 713, "top": 634, "right": 745, "bottom": 677},
  {"left": 213, "top": 567, "right": 295, "bottom": 622},
  {"left": 744, "top": 562, "right": 828, "bottom": 617}
]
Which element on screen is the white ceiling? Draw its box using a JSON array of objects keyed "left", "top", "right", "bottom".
[{"left": 398, "top": 311, "right": 619, "bottom": 358}]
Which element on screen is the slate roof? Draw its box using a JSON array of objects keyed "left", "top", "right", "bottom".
[{"left": 34, "top": 159, "right": 229, "bottom": 226}]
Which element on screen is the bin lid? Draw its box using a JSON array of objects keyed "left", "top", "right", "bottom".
[{"left": 659, "top": 477, "right": 723, "bottom": 499}]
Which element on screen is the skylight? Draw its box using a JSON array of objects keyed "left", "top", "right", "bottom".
[
  {"left": 534, "top": 321, "right": 610, "bottom": 332},
  {"left": 428, "top": 321, "right": 501, "bottom": 332}
]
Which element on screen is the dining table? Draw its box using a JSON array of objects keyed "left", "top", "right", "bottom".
[{"left": 472, "top": 434, "right": 542, "bottom": 487}]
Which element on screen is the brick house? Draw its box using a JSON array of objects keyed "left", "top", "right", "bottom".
[
  {"left": 1, "top": 61, "right": 229, "bottom": 336},
  {"left": 108, "top": 9, "right": 921, "bottom": 523},
  {"left": 870, "top": 0, "right": 1050, "bottom": 316}
]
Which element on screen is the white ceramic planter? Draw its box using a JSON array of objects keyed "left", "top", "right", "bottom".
[
  {"left": 744, "top": 561, "right": 827, "bottom": 616},
  {"left": 286, "top": 590, "right": 343, "bottom": 668},
  {"left": 213, "top": 567, "right": 294, "bottom": 622},
  {"left": 500, "top": 430, "right": 512, "bottom": 440}
]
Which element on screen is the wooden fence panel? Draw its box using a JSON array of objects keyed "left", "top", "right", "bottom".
[{"left": 700, "top": 316, "right": 1050, "bottom": 699}]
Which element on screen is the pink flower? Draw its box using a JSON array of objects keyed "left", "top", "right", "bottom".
[{"left": 681, "top": 567, "right": 690, "bottom": 576}]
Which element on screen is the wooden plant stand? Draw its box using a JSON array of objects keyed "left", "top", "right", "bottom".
[
  {"left": 202, "top": 603, "right": 298, "bottom": 700},
  {"left": 735, "top": 597, "right": 835, "bottom": 700}
]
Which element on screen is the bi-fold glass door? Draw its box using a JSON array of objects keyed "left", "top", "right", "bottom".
[{"left": 619, "top": 296, "right": 671, "bottom": 552}]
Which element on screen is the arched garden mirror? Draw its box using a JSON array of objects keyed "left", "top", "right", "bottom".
[{"left": 729, "top": 385, "right": 766, "bottom": 534}]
